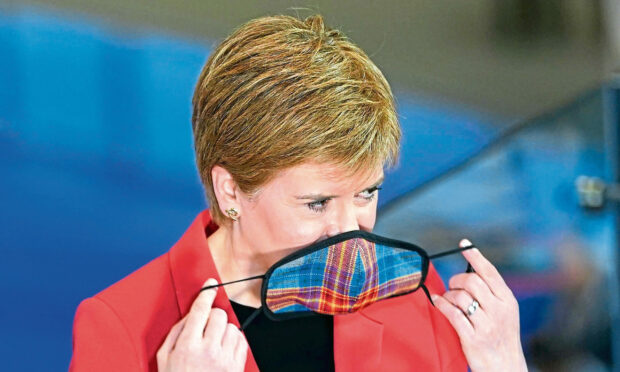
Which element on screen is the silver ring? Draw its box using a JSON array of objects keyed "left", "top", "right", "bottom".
[{"left": 466, "top": 299, "right": 479, "bottom": 316}]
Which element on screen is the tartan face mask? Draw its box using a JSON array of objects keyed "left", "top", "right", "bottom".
[{"left": 202, "top": 230, "right": 473, "bottom": 329}]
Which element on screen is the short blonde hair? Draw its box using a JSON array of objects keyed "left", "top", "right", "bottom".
[{"left": 192, "top": 14, "right": 401, "bottom": 226}]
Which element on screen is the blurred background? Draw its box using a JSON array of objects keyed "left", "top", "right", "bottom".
[{"left": 1, "top": 0, "right": 619, "bottom": 370}]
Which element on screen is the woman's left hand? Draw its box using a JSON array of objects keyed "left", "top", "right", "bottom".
[{"left": 431, "top": 239, "right": 528, "bottom": 372}]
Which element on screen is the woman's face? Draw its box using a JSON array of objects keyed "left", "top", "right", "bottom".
[{"left": 235, "top": 162, "right": 384, "bottom": 265}]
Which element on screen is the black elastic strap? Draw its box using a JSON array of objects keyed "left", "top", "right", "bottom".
[
  {"left": 428, "top": 245, "right": 474, "bottom": 260},
  {"left": 200, "top": 274, "right": 266, "bottom": 292},
  {"left": 240, "top": 307, "right": 263, "bottom": 331},
  {"left": 420, "top": 284, "right": 434, "bottom": 307}
]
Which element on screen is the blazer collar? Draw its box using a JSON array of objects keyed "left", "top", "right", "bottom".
[
  {"left": 168, "top": 210, "right": 261, "bottom": 372},
  {"left": 333, "top": 311, "right": 384, "bottom": 371},
  {"left": 168, "top": 209, "right": 230, "bottom": 316}
]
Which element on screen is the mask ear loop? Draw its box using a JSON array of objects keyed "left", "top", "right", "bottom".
[
  {"left": 427, "top": 245, "right": 474, "bottom": 260},
  {"left": 200, "top": 274, "right": 266, "bottom": 291},
  {"left": 240, "top": 307, "right": 263, "bottom": 331},
  {"left": 199, "top": 275, "right": 266, "bottom": 331},
  {"left": 422, "top": 244, "right": 475, "bottom": 307}
]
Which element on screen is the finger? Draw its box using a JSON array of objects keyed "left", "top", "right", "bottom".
[
  {"left": 221, "top": 323, "right": 241, "bottom": 350},
  {"left": 203, "top": 308, "right": 228, "bottom": 344},
  {"left": 460, "top": 240, "right": 511, "bottom": 299},
  {"left": 178, "top": 278, "right": 218, "bottom": 345},
  {"left": 443, "top": 289, "right": 489, "bottom": 330},
  {"left": 160, "top": 318, "right": 187, "bottom": 352},
  {"left": 449, "top": 272, "right": 495, "bottom": 305},
  {"left": 431, "top": 293, "right": 474, "bottom": 339},
  {"left": 443, "top": 289, "right": 473, "bottom": 314},
  {"left": 157, "top": 317, "right": 187, "bottom": 363},
  {"left": 234, "top": 334, "right": 249, "bottom": 368}
]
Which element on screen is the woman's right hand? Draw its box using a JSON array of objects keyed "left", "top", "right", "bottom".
[{"left": 157, "top": 278, "right": 248, "bottom": 372}]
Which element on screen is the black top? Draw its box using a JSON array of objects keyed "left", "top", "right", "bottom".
[{"left": 230, "top": 300, "right": 335, "bottom": 372}]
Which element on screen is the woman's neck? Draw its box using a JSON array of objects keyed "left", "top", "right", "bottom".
[{"left": 207, "top": 225, "right": 266, "bottom": 308}]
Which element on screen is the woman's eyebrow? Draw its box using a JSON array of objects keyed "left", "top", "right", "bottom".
[
  {"left": 295, "top": 175, "right": 385, "bottom": 200},
  {"left": 356, "top": 176, "right": 384, "bottom": 194},
  {"left": 295, "top": 193, "right": 336, "bottom": 200}
]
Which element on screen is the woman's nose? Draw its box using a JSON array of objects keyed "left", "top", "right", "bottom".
[{"left": 326, "top": 204, "right": 360, "bottom": 237}]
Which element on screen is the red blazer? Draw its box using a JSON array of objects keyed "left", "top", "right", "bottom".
[{"left": 70, "top": 210, "right": 467, "bottom": 371}]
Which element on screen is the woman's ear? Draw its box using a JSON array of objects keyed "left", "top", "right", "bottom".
[{"left": 211, "top": 165, "right": 240, "bottom": 215}]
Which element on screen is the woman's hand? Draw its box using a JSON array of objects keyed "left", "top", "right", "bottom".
[
  {"left": 157, "top": 279, "right": 248, "bottom": 372},
  {"left": 431, "top": 240, "right": 527, "bottom": 372}
]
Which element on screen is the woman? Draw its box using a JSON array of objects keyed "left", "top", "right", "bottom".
[{"left": 70, "top": 14, "right": 527, "bottom": 371}]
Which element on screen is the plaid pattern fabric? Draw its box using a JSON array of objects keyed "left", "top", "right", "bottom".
[{"left": 265, "top": 237, "right": 423, "bottom": 315}]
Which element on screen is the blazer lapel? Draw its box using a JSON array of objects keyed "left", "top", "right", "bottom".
[
  {"left": 333, "top": 309, "right": 384, "bottom": 372},
  {"left": 169, "top": 210, "right": 260, "bottom": 372}
]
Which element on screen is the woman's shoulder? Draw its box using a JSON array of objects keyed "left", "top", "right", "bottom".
[
  {"left": 70, "top": 211, "right": 217, "bottom": 371},
  {"left": 92, "top": 252, "right": 180, "bottom": 322},
  {"left": 79, "top": 209, "right": 216, "bottom": 326},
  {"left": 70, "top": 252, "right": 181, "bottom": 371}
]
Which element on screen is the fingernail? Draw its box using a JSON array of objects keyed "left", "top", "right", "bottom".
[
  {"left": 431, "top": 294, "right": 439, "bottom": 301},
  {"left": 459, "top": 238, "right": 473, "bottom": 248}
]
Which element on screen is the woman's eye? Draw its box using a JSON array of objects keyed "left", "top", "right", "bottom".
[
  {"left": 358, "top": 186, "right": 382, "bottom": 200},
  {"left": 307, "top": 199, "right": 329, "bottom": 213}
]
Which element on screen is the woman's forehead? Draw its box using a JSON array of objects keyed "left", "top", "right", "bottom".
[{"left": 272, "top": 162, "right": 384, "bottom": 192}]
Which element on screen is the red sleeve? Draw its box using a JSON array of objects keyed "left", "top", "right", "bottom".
[
  {"left": 425, "top": 263, "right": 469, "bottom": 372},
  {"left": 70, "top": 297, "right": 143, "bottom": 372}
]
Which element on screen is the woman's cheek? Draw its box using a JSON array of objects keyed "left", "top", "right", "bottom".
[
  {"left": 358, "top": 203, "right": 378, "bottom": 232},
  {"left": 284, "top": 221, "right": 325, "bottom": 247}
]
